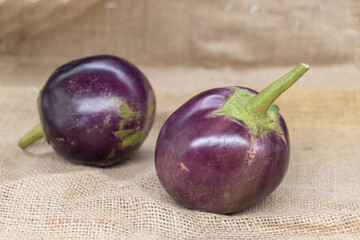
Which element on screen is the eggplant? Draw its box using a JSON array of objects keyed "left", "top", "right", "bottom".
[
  {"left": 19, "top": 55, "right": 155, "bottom": 167},
  {"left": 155, "top": 63, "right": 309, "bottom": 214}
]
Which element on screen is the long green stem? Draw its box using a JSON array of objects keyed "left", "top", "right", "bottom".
[
  {"left": 18, "top": 123, "right": 44, "bottom": 149},
  {"left": 248, "top": 63, "right": 310, "bottom": 116}
]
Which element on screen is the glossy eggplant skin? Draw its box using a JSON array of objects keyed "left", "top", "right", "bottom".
[
  {"left": 39, "top": 55, "right": 155, "bottom": 167},
  {"left": 155, "top": 87, "right": 289, "bottom": 214}
]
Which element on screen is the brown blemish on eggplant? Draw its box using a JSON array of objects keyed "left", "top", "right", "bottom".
[
  {"left": 222, "top": 192, "right": 230, "bottom": 198},
  {"left": 103, "top": 114, "right": 111, "bottom": 126},
  {"left": 246, "top": 141, "right": 259, "bottom": 166},
  {"left": 196, "top": 184, "right": 210, "bottom": 194},
  {"left": 180, "top": 162, "right": 189, "bottom": 172},
  {"left": 85, "top": 124, "right": 102, "bottom": 134},
  {"left": 247, "top": 176, "right": 256, "bottom": 182}
]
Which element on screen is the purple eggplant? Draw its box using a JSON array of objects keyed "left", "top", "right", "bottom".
[
  {"left": 155, "top": 63, "right": 309, "bottom": 214},
  {"left": 18, "top": 55, "right": 155, "bottom": 167}
]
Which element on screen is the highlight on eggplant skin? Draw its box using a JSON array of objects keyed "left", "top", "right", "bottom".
[
  {"left": 155, "top": 63, "right": 309, "bottom": 214},
  {"left": 18, "top": 55, "right": 156, "bottom": 167}
]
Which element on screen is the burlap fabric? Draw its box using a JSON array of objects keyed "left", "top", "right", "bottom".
[{"left": 0, "top": 0, "right": 359, "bottom": 239}]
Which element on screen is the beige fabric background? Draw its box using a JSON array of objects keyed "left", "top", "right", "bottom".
[{"left": 0, "top": 0, "right": 359, "bottom": 239}]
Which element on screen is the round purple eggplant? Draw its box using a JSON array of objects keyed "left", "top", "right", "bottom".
[
  {"left": 155, "top": 63, "right": 309, "bottom": 214},
  {"left": 18, "top": 55, "right": 155, "bottom": 167}
]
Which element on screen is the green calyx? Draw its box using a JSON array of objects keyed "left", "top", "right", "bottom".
[
  {"left": 213, "top": 88, "right": 282, "bottom": 137},
  {"left": 212, "top": 63, "right": 310, "bottom": 138}
]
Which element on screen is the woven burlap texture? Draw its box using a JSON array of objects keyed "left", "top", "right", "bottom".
[{"left": 1, "top": 0, "right": 359, "bottom": 239}]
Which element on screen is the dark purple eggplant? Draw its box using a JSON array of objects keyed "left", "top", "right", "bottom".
[
  {"left": 19, "top": 55, "right": 155, "bottom": 167},
  {"left": 155, "top": 63, "right": 309, "bottom": 214}
]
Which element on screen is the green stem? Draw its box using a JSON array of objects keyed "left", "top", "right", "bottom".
[
  {"left": 248, "top": 63, "right": 310, "bottom": 116},
  {"left": 18, "top": 123, "right": 44, "bottom": 149}
]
